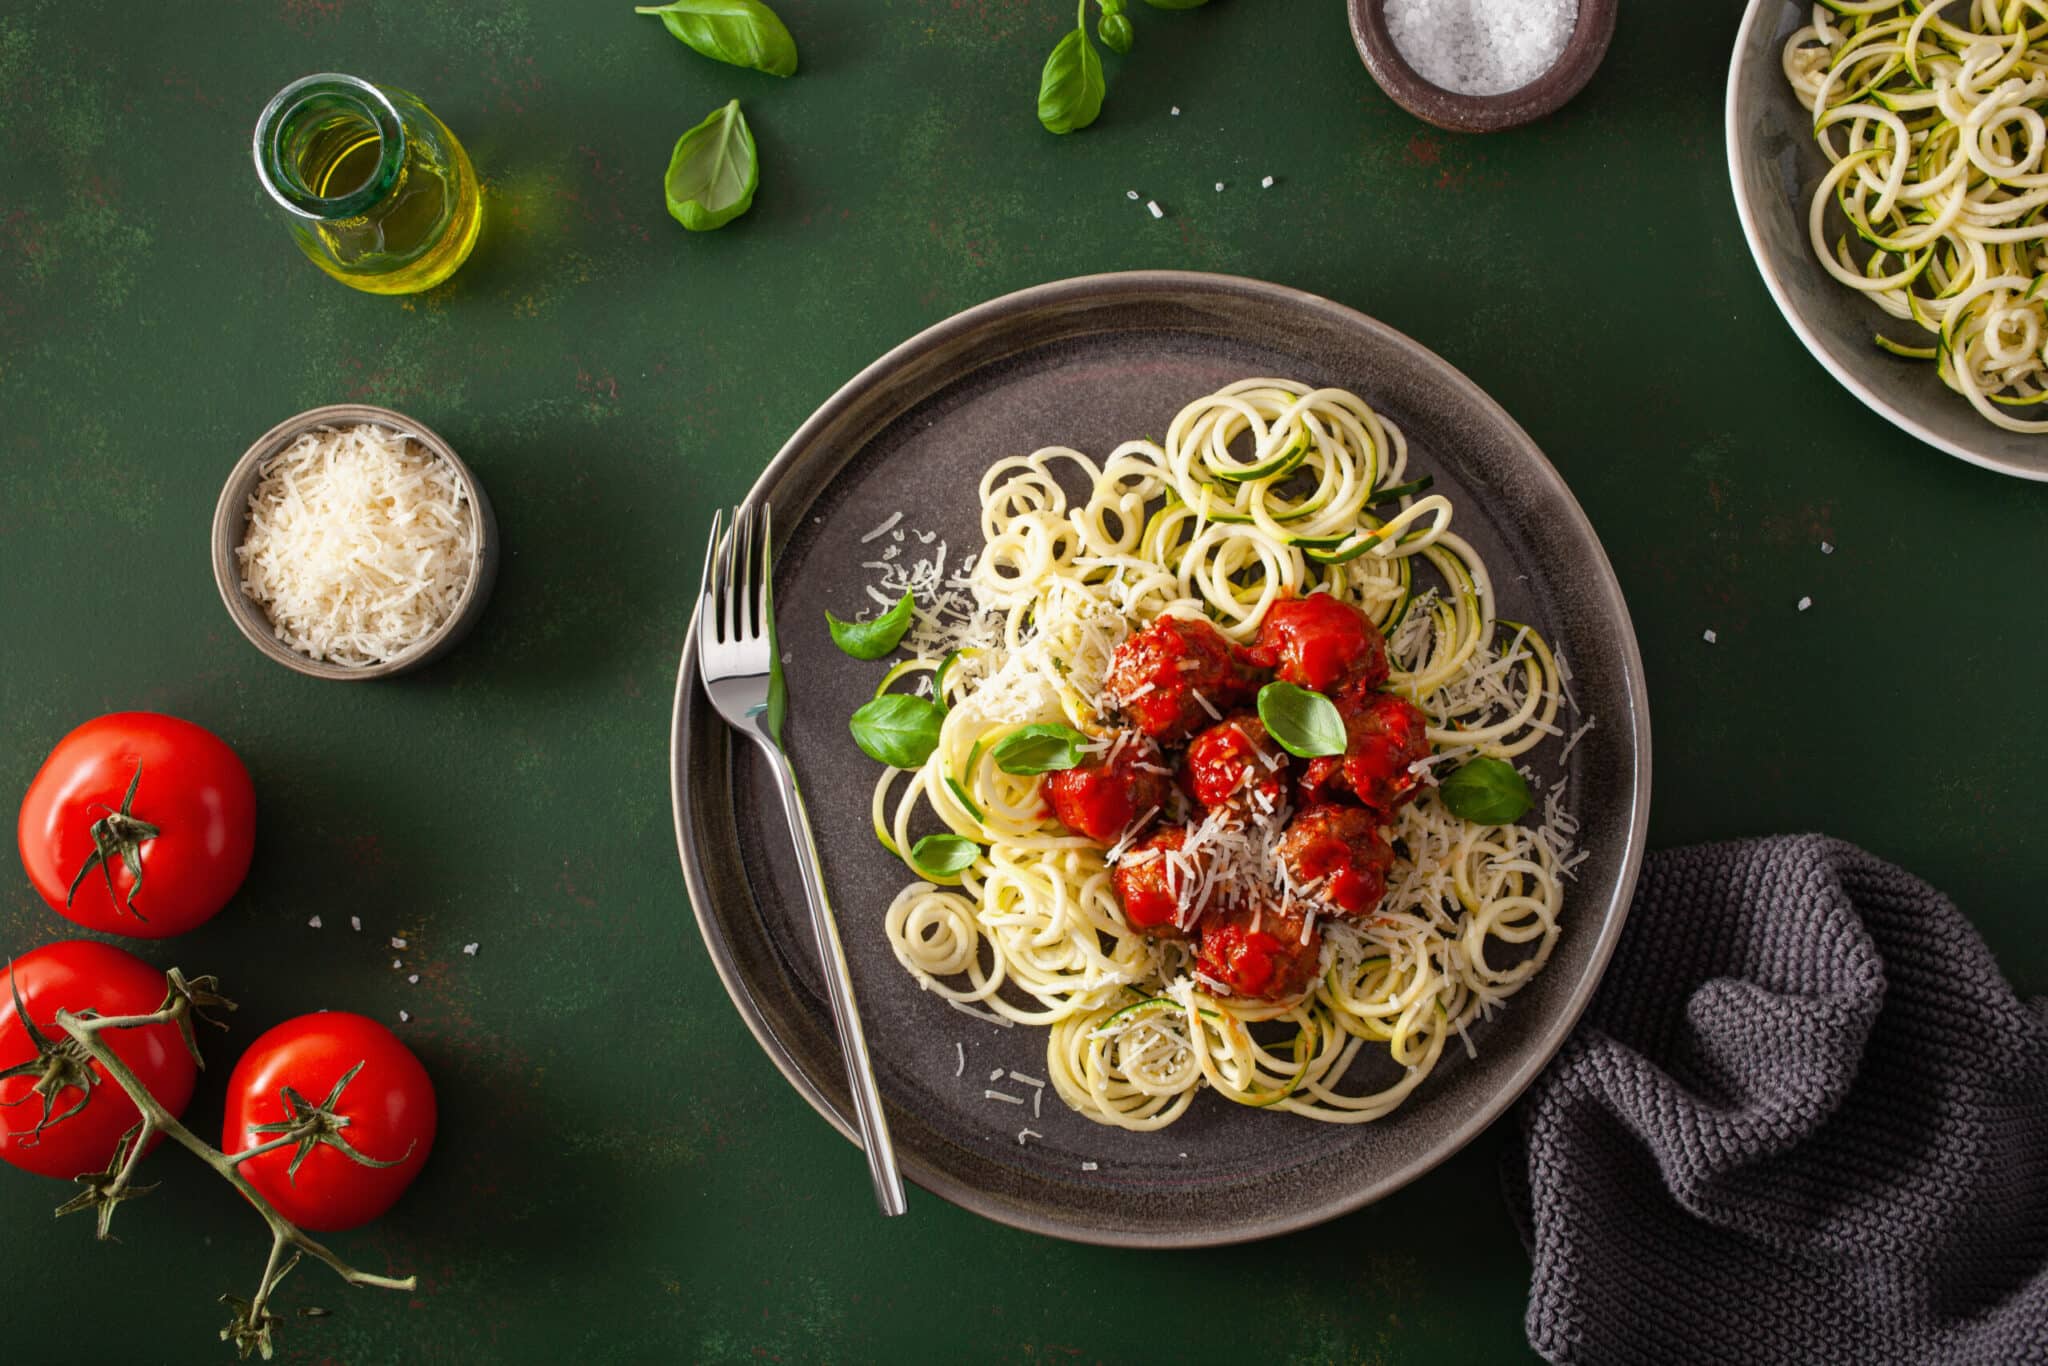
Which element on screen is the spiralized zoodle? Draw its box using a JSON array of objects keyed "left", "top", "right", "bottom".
[
  {"left": 866, "top": 379, "right": 1578, "bottom": 1129},
  {"left": 1784, "top": 0, "right": 2048, "bottom": 431}
]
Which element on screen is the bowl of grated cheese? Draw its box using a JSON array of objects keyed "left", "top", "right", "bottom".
[{"left": 211, "top": 404, "right": 498, "bottom": 680}]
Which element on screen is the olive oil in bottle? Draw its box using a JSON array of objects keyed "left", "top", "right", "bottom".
[{"left": 255, "top": 74, "right": 482, "bottom": 295}]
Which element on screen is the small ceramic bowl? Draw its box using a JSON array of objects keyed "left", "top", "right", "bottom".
[
  {"left": 1349, "top": 0, "right": 1618, "bottom": 134},
  {"left": 211, "top": 403, "right": 499, "bottom": 680}
]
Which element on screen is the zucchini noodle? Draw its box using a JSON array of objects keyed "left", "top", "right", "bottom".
[
  {"left": 865, "top": 379, "right": 1578, "bottom": 1129},
  {"left": 1784, "top": 0, "right": 2048, "bottom": 430}
]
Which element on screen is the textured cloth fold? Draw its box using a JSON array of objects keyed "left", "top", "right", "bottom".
[{"left": 1506, "top": 835, "right": 2048, "bottom": 1364}]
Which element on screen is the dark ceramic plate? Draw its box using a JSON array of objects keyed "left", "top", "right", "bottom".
[
  {"left": 669, "top": 271, "right": 1651, "bottom": 1247},
  {"left": 1728, "top": 0, "right": 2048, "bottom": 480}
]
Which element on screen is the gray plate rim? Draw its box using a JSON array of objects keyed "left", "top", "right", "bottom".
[{"left": 668, "top": 269, "right": 1652, "bottom": 1246}]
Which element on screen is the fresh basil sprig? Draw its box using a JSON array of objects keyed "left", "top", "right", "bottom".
[
  {"left": 992, "top": 723, "right": 1089, "bottom": 775},
  {"left": 827, "top": 590, "right": 914, "bottom": 660},
  {"left": 1437, "top": 757, "right": 1535, "bottom": 826},
  {"left": 1256, "top": 682, "right": 1347, "bottom": 759},
  {"left": 664, "top": 99, "right": 759, "bottom": 231},
  {"left": 1097, "top": 0, "right": 1134, "bottom": 54},
  {"left": 849, "top": 694, "right": 945, "bottom": 769},
  {"left": 1038, "top": 0, "right": 1106, "bottom": 134},
  {"left": 910, "top": 833, "right": 980, "bottom": 878},
  {"left": 633, "top": 0, "right": 798, "bottom": 76}
]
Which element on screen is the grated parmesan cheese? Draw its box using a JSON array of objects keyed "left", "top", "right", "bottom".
[{"left": 237, "top": 424, "right": 477, "bottom": 667}]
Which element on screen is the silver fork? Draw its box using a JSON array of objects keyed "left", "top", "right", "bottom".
[{"left": 696, "top": 502, "right": 907, "bottom": 1218}]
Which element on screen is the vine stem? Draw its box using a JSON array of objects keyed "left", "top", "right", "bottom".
[{"left": 52, "top": 989, "right": 414, "bottom": 1359}]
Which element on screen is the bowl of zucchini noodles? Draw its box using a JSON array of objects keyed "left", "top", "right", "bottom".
[{"left": 1729, "top": 0, "right": 2048, "bottom": 480}]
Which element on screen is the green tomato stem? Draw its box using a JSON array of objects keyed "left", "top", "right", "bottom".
[{"left": 53, "top": 977, "right": 416, "bottom": 1361}]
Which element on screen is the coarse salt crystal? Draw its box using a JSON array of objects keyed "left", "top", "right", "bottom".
[
  {"left": 1126, "top": 189, "right": 1140, "bottom": 200},
  {"left": 307, "top": 915, "right": 322, "bottom": 929},
  {"left": 407, "top": 974, "right": 419, "bottom": 985},
  {"left": 1214, "top": 181, "right": 1225, "bottom": 192},
  {"left": 1147, "top": 200, "right": 1163, "bottom": 219},
  {"left": 1821, "top": 541, "right": 1835, "bottom": 554},
  {"left": 1170, "top": 105, "right": 1180, "bottom": 115},
  {"left": 390, "top": 937, "right": 407, "bottom": 949},
  {"left": 350, "top": 916, "right": 361, "bottom": 932},
  {"left": 1702, "top": 629, "right": 1718, "bottom": 644},
  {"left": 1384, "top": 0, "right": 1579, "bottom": 97},
  {"left": 462, "top": 942, "right": 478, "bottom": 956},
  {"left": 1797, "top": 596, "right": 1813, "bottom": 612},
  {"left": 398, "top": 1010, "right": 411, "bottom": 1023},
  {"left": 1260, "top": 175, "right": 1275, "bottom": 188}
]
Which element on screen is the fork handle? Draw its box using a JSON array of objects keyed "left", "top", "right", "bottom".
[{"left": 763, "top": 746, "right": 908, "bottom": 1217}]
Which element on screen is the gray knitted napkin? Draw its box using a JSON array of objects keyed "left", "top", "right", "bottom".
[{"left": 1505, "top": 835, "right": 2048, "bottom": 1364}]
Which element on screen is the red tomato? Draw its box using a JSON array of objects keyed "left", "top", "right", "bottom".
[
  {"left": 17, "top": 713, "right": 256, "bottom": 939},
  {"left": 0, "top": 940, "right": 197, "bottom": 1179},
  {"left": 1249, "top": 593, "right": 1389, "bottom": 697},
  {"left": 222, "top": 1013, "right": 435, "bottom": 1232}
]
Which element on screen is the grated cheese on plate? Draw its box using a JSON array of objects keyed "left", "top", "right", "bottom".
[{"left": 237, "top": 423, "right": 477, "bottom": 667}]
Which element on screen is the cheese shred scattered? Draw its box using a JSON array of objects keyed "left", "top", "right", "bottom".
[{"left": 237, "top": 424, "right": 477, "bottom": 667}]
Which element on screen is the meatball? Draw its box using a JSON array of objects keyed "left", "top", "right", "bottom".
[
  {"left": 1181, "top": 712, "right": 1290, "bottom": 816},
  {"left": 1248, "top": 593, "right": 1389, "bottom": 697},
  {"left": 1195, "top": 901, "right": 1323, "bottom": 1001},
  {"left": 1111, "top": 827, "right": 1200, "bottom": 936},
  {"left": 1277, "top": 806, "right": 1394, "bottom": 917},
  {"left": 1102, "top": 615, "right": 1264, "bottom": 743},
  {"left": 1297, "top": 691, "right": 1432, "bottom": 816},
  {"left": 1043, "top": 735, "right": 1171, "bottom": 844}
]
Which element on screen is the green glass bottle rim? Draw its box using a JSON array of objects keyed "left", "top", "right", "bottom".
[{"left": 254, "top": 72, "right": 406, "bottom": 221}]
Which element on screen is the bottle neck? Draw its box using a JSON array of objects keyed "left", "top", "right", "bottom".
[{"left": 254, "top": 74, "right": 405, "bottom": 221}]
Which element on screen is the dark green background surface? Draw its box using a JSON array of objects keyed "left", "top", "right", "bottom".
[{"left": 2, "top": 0, "right": 2042, "bottom": 1361}]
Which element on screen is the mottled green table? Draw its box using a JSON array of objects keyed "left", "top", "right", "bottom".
[{"left": 2, "top": 0, "right": 2043, "bottom": 1361}]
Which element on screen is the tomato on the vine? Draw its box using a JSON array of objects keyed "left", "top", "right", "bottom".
[
  {"left": 17, "top": 712, "right": 256, "bottom": 939},
  {"left": 222, "top": 1013, "right": 435, "bottom": 1232},
  {"left": 0, "top": 940, "right": 198, "bottom": 1180}
]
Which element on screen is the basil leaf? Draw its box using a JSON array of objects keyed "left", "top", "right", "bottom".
[
  {"left": 1438, "top": 757, "right": 1535, "bottom": 826},
  {"left": 826, "top": 590, "right": 914, "bottom": 660},
  {"left": 1097, "top": 0, "right": 1133, "bottom": 53},
  {"left": 910, "top": 833, "right": 980, "bottom": 878},
  {"left": 849, "top": 694, "right": 945, "bottom": 769},
  {"left": 992, "top": 723, "right": 1088, "bottom": 775},
  {"left": 1038, "top": 27, "right": 1105, "bottom": 134},
  {"left": 1256, "top": 681, "right": 1347, "bottom": 759},
  {"left": 633, "top": 0, "right": 798, "bottom": 76},
  {"left": 664, "top": 99, "right": 759, "bottom": 232}
]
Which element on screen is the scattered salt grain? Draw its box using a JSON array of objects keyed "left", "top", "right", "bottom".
[
  {"left": 1170, "top": 105, "right": 1180, "bottom": 116},
  {"left": 1146, "top": 200, "right": 1163, "bottom": 219},
  {"left": 407, "top": 974, "right": 419, "bottom": 985},
  {"left": 1260, "top": 175, "right": 1275, "bottom": 188},
  {"left": 1214, "top": 181, "right": 1225, "bottom": 192},
  {"left": 1702, "top": 629, "right": 1718, "bottom": 644},
  {"left": 1797, "top": 596, "right": 1813, "bottom": 612},
  {"left": 462, "top": 943, "right": 478, "bottom": 956},
  {"left": 1820, "top": 541, "right": 1835, "bottom": 554},
  {"left": 398, "top": 1010, "right": 411, "bottom": 1024},
  {"left": 390, "top": 937, "right": 407, "bottom": 949},
  {"left": 1081, "top": 1161, "right": 1099, "bottom": 1171},
  {"left": 350, "top": 916, "right": 361, "bottom": 932},
  {"left": 1384, "top": 0, "right": 1579, "bottom": 97},
  {"left": 1126, "top": 189, "right": 1140, "bottom": 201},
  {"left": 307, "top": 916, "right": 322, "bottom": 929}
]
